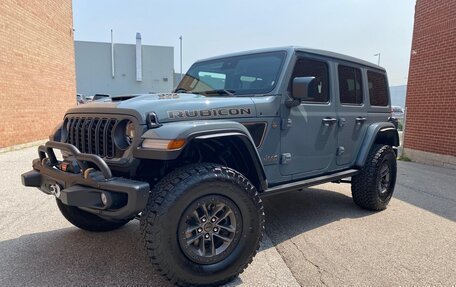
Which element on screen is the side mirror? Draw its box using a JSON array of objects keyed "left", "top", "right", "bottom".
[
  {"left": 286, "top": 76, "right": 317, "bottom": 107},
  {"left": 292, "top": 76, "right": 317, "bottom": 101}
]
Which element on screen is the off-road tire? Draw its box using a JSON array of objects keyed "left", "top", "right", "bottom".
[
  {"left": 140, "top": 163, "right": 264, "bottom": 286},
  {"left": 351, "top": 144, "right": 397, "bottom": 211},
  {"left": 56, "top": 199, "right": 130, "bottom": 232}
]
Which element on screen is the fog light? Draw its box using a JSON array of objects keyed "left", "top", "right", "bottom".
[{"left": 100, "top": 193, "right": 108, "bottom": 206}]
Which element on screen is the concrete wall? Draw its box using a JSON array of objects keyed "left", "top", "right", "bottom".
[
  {"left": 75, "top": 41, "right": 174, "bottom": 96},
  {"left": 0, "top": 0, "right": 76, "bottom": 147},
  {"left": 404, "top": 0, "right": 456, "bottom": 167}
]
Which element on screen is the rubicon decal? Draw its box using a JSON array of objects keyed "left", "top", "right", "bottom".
[{"left": 168, "top": 108, "right": 251, "bottom": 119}]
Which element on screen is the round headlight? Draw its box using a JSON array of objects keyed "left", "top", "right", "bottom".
[{"left": 125, "top": 121, "right": 136, "bottom": 144}]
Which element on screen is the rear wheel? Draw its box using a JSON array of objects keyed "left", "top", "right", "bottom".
[
  {"left": 140, "top": 163, "right": 264, "bottom": 286},
  {"left": 56, "top": 199, "right": 130, "bottom": 232},
  {"left": 351, "top": 144, "right": 397, "bottom": 211}
]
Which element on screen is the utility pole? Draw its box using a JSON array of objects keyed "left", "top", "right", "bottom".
[
  {"left": 374, "top": 53, "right": 381, "bottom": 66},
  {"left": 111, "top": 29, "right": 115, "bottom": 78},
  {"left": 179, "top": 36, "right": 183, "bottom": 81}
]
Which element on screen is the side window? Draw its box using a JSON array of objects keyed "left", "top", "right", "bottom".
[
  {"left": 338, "top": 65, "right": 363, "bottom": 105},
  {"left": 367, "top": 71, "right": 389, "bottom": 106},
  {"left": 291, "top": 58, "right": 329, "bottom": 103}
]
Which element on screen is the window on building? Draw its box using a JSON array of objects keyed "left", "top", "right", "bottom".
[
  {"left": 290, "top": 58, "right": 329, "bottom": 103},
  {"left": 338, "top": 65, "right": 363, "bottom": 105},
  {"left": 367, "top": 71, "right": 389, "bottom": 106}
]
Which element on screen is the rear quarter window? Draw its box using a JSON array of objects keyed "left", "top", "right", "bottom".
[{"left": 367, "top": 71, "right": 389, "bottom": 106}]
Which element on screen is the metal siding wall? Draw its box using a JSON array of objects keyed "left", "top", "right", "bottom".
[{"left": 75, "top": 41, "right": 174, "bottom": 96}]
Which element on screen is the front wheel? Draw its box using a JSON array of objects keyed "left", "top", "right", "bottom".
[
  {"left": 56, "top": 199, "right": 131, "bottom": 232},
  {"left": 351, "top": 144, "right": 397, "bottom": 211},
  {"left": 140, "top": 163, "right": 264, "bottom": 286}
]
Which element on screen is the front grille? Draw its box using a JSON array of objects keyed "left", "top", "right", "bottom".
[{"left": 65, "top": 117, "right": 118, "bottom": 158}]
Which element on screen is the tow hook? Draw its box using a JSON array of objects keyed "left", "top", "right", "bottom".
[{"left": 49, "top": 183, "right": 62, "bottom": 198}]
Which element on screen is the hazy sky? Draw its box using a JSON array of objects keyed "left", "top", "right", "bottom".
[{"left": 72, "top": 0, "right": 416, "bottom": 86}]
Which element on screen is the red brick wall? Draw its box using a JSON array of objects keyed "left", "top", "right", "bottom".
[
  {"left": 0, "top": 0, "right": 76, "bottom": 147},
  {"left": 404, "top": 0, "right": 456, "bottom": 156}
]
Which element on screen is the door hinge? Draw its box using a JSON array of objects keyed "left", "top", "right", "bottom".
[
  {"left": 281, "top": 153, "right": 292, "bottom": 164},
  {"left": 337, "top": 146, "right": 345, "bottom": 156},
  {"left": 281, "top": 118, "right": 292, "bottom": 130}
]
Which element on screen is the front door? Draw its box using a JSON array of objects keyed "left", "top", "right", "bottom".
[
  {"left": 280, "top": 56, "right": 337, "bottom": 177},
  {"left": 335, "top": 65, "right": 368, "bottom": 166}
]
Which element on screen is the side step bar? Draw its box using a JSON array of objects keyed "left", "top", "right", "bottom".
[{"left": 260, "top": 169, "right": 359, "bottom": 198}]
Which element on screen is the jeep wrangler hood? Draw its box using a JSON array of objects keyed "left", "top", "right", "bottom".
[{"left": 66, "top": 93, "right": 257, "bottom": 124}]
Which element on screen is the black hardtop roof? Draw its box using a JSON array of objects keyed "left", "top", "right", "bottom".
[{"left": 197, "top": 46, "right": 385, "bottom": 72}]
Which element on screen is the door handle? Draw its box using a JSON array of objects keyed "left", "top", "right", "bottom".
[
  {"left": 355, "top": 117, "right": 367, "bottom": 124},
  {"left": 322, "top": 117, "right": 337, "bottom": 127}
]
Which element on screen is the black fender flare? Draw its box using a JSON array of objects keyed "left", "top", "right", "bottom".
[
  {"left": 191, "top": 131, "right": 268, "bottom": 191},
  {"left": 134, "top": 121, "right": 268, "bottom": 191},
  {"left": 355, "top": 122, "right": 399, "bottom": 168}
]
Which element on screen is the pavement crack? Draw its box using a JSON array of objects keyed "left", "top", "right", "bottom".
[
  {"left": 399, "top": 262, "right": 415, "bottom": 274},
  {"left": 288, "top": 237, "right": 329, "bottom": 287},
  {"left": 266, "top": 209, "right": 329, "bottom": 286},
  {"left": 263, "top": 250, "right": 279, "bottom": 281}
]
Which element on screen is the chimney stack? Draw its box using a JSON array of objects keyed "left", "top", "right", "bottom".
[{"left": 136, "top": 32, "right": 142, "bottom": 82}]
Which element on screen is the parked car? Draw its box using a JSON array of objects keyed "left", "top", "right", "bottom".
[
  {"left": 389, "top": 116, "right": 399, "bottom": 129},
  {"left": 76, "top": 94, "right": 87, "bottom": 105},
  {"left": 391, "top": 105, "right": 404, "bottom": 119},
  {"left": 84, "top": 95, "right": 94, "bottom": 102},
  {"left": 22, "top": 47, "right": 399, "bottom": 286},
  {"left": 92, "top": 94, "right": 110, "bottom": 101}
]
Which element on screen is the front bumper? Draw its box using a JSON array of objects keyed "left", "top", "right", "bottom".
[{"left": 21, "top": 141, "right": 150, "bottom": 220}]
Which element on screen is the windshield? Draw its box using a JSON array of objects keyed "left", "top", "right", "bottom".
[{"left": 176, "top": 51, "right": 286, "bottom": 96}]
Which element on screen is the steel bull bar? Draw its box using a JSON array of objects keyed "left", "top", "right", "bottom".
[{"left": 21, "top": 141, "right": 150, "bottom": 220}]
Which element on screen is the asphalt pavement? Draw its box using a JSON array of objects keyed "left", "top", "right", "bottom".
[{"left": 0, "top": 146, "right": 455, "bottom": 286}]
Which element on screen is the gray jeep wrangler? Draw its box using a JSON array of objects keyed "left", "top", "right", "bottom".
[{"left": 22, "top": 47, "right": 398, "bottom": 286}]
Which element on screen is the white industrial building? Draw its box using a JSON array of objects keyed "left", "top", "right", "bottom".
[{"left": 75, "top": 33, "right": 174, "bottom": 97}]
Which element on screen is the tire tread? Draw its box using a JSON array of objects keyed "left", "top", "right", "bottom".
[
  {"left": 351, "top": 144, "right": 396, "bottom": 211},
  {"left": 140, "top": 163, "right": 264, "bottom": 286},
  {"left": 56, "top": 199, "right": 130, "bottom": 232}
]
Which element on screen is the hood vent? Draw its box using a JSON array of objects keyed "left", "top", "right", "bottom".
[{"left": 110, "top": 96, "right": 137, "bottom": 102}]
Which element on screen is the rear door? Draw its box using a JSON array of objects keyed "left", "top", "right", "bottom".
[{"left": 336, "top": 65, "right": 368, "bottom": 166}]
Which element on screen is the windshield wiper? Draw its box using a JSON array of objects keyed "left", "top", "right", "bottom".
[{"left": 200, "top": 89, "right": 236, "bottom": 97}]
